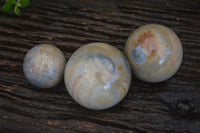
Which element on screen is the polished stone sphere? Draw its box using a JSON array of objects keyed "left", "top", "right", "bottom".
[
  {"left": 23, "top": 44, "right": 66, "bottom": 88},
  {"left": 125, "top": 24, "right": 183, "bottom": 82},
  {"left": 64, "top": 43, "right": 131, "bottom": 110}
]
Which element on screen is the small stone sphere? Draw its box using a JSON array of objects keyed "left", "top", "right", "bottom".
[
  {"left": 125, "top": 24, "right": 183, "bottom": 82},
  {"left": 23, "top": 44, "right": 66, "bottom": 88},
  {"left": 64, "top": 43, "right": 131, "bottom": 110}
]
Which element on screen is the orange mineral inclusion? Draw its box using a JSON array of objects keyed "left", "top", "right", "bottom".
[{"left": 132, "top": 30, "right": 158, "bottom": 59}]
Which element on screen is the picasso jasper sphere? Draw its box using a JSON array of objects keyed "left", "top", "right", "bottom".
[
  {"left": 64, "top": 43, "right": 131, "bottom": 110},
  {"left": 125, "top": 24, "right": 183, "bottom": 82},
  {"left": 23, "top": 44, "right": 66, "bottom": 88}
]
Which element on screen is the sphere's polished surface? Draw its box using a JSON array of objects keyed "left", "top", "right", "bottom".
[
  {"left": 64, "top": 43, "right": 131, "bottom": 110},
  {"left": 23, "top": 44, "right": 66, "bottom": 88},
  {"left": 125, "top": 24, "right": 183, "bottom": 82}
]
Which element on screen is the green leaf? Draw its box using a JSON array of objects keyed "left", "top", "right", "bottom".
[
  {"left": 2, "top": 3, "right": 15, "bottom": 13},
  {"left": 20, "top": 0, "right": 29, "bottom": 8},
  {"left": 6, "top": 0, "right": 16, "bottom": 4},
  {"left": 14, "top": 5, "right": 20, "bottom": 15}
]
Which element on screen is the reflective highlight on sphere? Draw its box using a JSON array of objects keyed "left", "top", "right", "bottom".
[
  {"left": 64, "top": 43, "right": 131, "bottom": 110},
  {"left": 23, "top": 44, "right": 66, "bottom": 88},
  {"left": 125, "top": 24, "right": 183, "bottom": 82}
]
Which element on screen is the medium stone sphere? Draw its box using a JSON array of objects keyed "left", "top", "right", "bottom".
[
  {"left": 23, "top": 44, "right": 66, "bottom": 88},
  {"left": 64, "top": 43, "right": 131, "bottom": 110},
  {"left": 125, "top": 24, "right": 183, "bottom": 82}
]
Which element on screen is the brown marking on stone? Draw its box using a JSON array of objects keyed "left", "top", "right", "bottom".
[
  {"left": 71, "top": 72, "right": 86, "bottom": 96},
  {"left": 131, "top": 41, "right": 134, "bottom": 48},
  {"left": 30, "top": 64, "right": 37, "bottom": 72},
  {"left": 30, "top": 64, "right": 36, "bottom": 67},
  {"left": 151, "top": 50, "right": 156, "bottom": 57},
  {"left": 122, "top": 85, "right": 126, "bottom": 95},
  {"left": 41, "top": 68, "right": 46, "bottom": 73},
  {"left": 132, "top": 30, "right": 158, "bottom": 58},
  {"left": 118, "top": 65, "right": 124, "bottom": 70}
]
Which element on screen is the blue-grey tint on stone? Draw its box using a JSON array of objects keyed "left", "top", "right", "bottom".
[{"left": 131, "top": 45, "right": 146, "bottom": 65}]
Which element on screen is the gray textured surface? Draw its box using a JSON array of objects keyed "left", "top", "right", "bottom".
[{"left": 23, "top": 44, "right": 66, "bottom": 88}]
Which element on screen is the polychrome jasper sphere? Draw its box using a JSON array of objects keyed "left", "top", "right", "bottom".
[
  {"left": 64, "top": 43, "right": 131, "bottom": 110},
  {"left": 125, "top": 24, "right": 183, "bottom": 82},
  {"left": 23, "top": 44, "right": 66, "bottom": 88}
]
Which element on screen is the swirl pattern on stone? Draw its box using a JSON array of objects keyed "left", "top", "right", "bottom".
[{"left": 64, "top": 43, "right": 131, "bottom": 110}]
